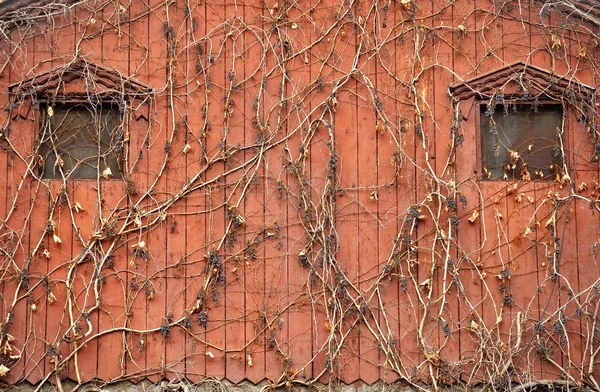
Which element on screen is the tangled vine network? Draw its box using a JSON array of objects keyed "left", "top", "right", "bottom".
[{"left": 1, "top": 0, "right": 600, "bottom": 390}]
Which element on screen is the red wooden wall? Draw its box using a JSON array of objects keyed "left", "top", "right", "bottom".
[{"left": 1, "top": 0, "right": 600, "bottom": 388}]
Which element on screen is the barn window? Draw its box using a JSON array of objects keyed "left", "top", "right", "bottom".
[
  {"left": 480, "top": 103, "right": 563, "bottom": 181},
  {"left": 39, "top": 104, "right": 123, "bottom": 179}
]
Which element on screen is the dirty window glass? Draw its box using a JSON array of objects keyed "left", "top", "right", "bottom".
[
  {"left": 39, "top": 104, "right": 123, "bottom": 179},
  {"left": 480, "top": 104, "right": 563, "bottom": 181}
]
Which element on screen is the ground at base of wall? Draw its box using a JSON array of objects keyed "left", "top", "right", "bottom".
[{"left": 1, "top": 379, "right": 597, "bottom": 392}]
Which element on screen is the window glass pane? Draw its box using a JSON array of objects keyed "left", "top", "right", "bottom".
[
  {"left": 480, "top": 104, "right": 563, "bottom": 181},
  {"left": 39, "top": 105, "right": 122, "bottom": 179}
]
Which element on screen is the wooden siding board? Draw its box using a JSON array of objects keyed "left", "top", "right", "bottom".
[
  {"left": 356, "top": 0, "right": 380, "bottom": 385},
  {"left": 225, "top": 14, "right": 248, "bottom": 383},
  {"left": 452, "top": 0, "right": 483, "bottom": 385},
  {"left": 0, "top": 29, "right": 9, "bottom": 343},
  {"left": 507, "top": 182, "right": 541, "bottom": 383},
  {"left": 284, "top": 0, "right": 313, "bottom": 381},
  {"left": 375, "top": 0, "right": 400, "bottom": 382},
  {"left": 23, "top": 178, "right": 49, "bottom": 384},
  {"left": 262, "top": 5, "right": 288, "bottom": 380},
  {"left": 97, "top": 181, "right": 129, "bottom": 381},
  {"left": 203, "top": 0, "right": 227, "bottom": 380},
  {"left": 414, "top": 0, "right": 438, "bottom": 383},
  {"left": 183, "top": 0, "right": 208, "bottom": 381},
  {"left": 96, "top": 0, "right": 131, "bottom": 381},
  {"left": 2, "top": 30, "right": 29, "bottom": 384},
  {"left": 163, "top": 1, "right": 188, "bottom": 380},
  {"left": 308, "top": 0, "right": 334, "bottom": 383},
  {"left": 144, "top": 0, "right": 169, "bottom": 381},
  {"left": 70, "top": 181, "right": 99, "bottom": 382},
  {"left": 392, "top": 10, "right": 419, "bottom": 381},
  {"left": 21, "top": 32, "right": 46, "bottom": 384},
  {"left": 433, "top": 0, "right": 461, "bottom": 383},
  {"left": 124, "top": 0, "right": 150, "bottom": 380},
  {"left": 535, "top": 182, "right": 563, "bottom": 379}
]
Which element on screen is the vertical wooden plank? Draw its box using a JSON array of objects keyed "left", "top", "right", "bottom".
[
  {"left": 432, "top": 0, "right": 461, "bottom": 384},
  {"left": 472, "top": 1, "right": 510, "bottom": 383},
  {"left": 70, "top": 181, "right": 99, "bottom": 382},
  {"left": 393, "top": 4, "right": 420, "bottom": 381},
  {"left": 528, "top": 0, "right": 552, "bottom": 70},
  {"left": 413, "top": 0, "right": 437, "bottom": 383},
  {"left": 44, "top": 181, "right": 73, "bottom": 383},
  {"left": 144, "top": 0, "right": 168, "bottom": 382},
  {"left": 21, "top": 30, "right": 48, "bottom": 384},
  {"left": 575, "top": 171, "right": 600, "bottom": 383},
  {"left": 0, "top": 25, "right": 10, "bottom": 343},
  {"left": 203, "top": 0, "right": 227, "bottom": 380},
  {"left": 355, "top": 0, "right": 379, "bottom": 385},
  {"left": 331, "top": 0, "right": 360, "bottom": 382},
  {"left": 452, "top": 0, "right": 482, "bottom": 385},
  {"left": 184, "top": 0, "right": 207, "bottom": 381},
  {"left": 125, "top": 0, "right": 150, "bottom": 380},
  {"left": 507, "top": 182, "right": 541, "bottom": 382},
  {"left": 535, "top": 181, "right": 562, "bottom": 379},
  {"left": 309, "top": 0, "right": 335, "bottom": 383},
  {"left": 23, "top": 179, "right": 50, "bottom": 385},
  {"left": 557, "top": 194, "right": 581, "bottom": 379},
  {"left": 224, "top": 8, "right": 247, "bottom": 383},
  {"left": 262, "top": 1, "right": 289, "bottom": 380},
  {"left": 96, "top": 180, "right": 128, "bottom": 381},
  {"left": 474, "top": 0, "right": 503, "bottom": 73},
  {"left": 285, "top": 0, "right": 313, "bottom": 381},
  {"left": 3, "top": 29, "right": 33, "bottom": 384},
  {"left": 163, "top": 1, "right": 188, "bottom": 380},
  {"left": 375, "top": 0, "right": 400, "bottom": 382},
  {"left": 94, "top": 0, "right": 131, "bottom": 381}
]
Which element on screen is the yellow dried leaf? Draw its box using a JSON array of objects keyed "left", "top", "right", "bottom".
[
  {"left": 0, "top": 364, "right": 9, "bottom": 377},
  {"left": 468, "top": 209, "right": 479, "bottom": 223},
  {"left": 578, "top": 182, "right": 588, "bottom": 192},
  {"left": 47, "top": 106, "right": 54, "bottom": 117},
  {"left": 43, "top": 249, "right": 51, "bottom": 259},
  {"left": 183, "top": 144, "right": 192, "bottom": 154},
  {"left": 247, "top": 354, "right": 253, "bottom": 367},
  {"left": 72, "top": 202, "right": 84, "bottom": 213},
  {"left": 401, "top": 0, "right": 412, "bottom": 8},
  {"left": 47, "top": 291, "right": 56, "bottom": 304},
  {"left": 551, "top": 33, "right": 561, "bottom": 49},
  {"left": 102, "top": 167, "right": 113, "bottom": 179},
  {"left": 545, "top": 216, "right": 554, "bottom": 229},
  {"left": 206, "top": 351, "right": 214, "bottom": 358},
  {"left": 132, "top": 240, "right": 145, "bottom": 249},
  {"left": 370, "top": 188, "right": 378, "bottom": 201},
  {"left": 52, "top": 234, "right": 62, "bottom": 245}
]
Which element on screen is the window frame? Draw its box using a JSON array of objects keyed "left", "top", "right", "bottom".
[
  {"left": 475, "top": 99, "right": 570, "bottom": 182},
  {"left": 36, "top": 100, "right": 127, "bottom": 182}
]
